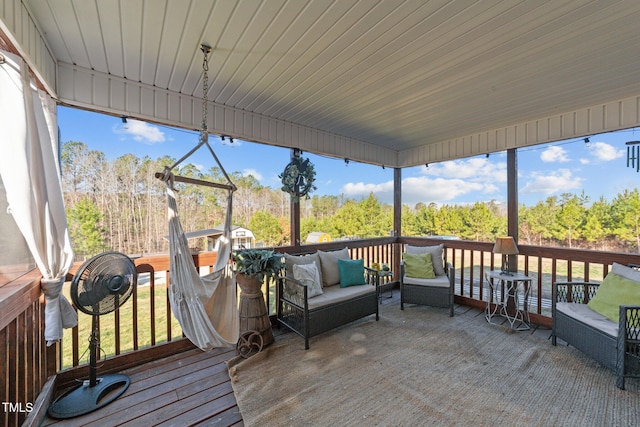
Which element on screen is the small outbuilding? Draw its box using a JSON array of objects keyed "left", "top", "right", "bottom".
[
  {"left": 305, "top": 232, "right": 332, "bottom": 244},
  {"left": 174, "top": 226, "right": 256, "bottom": 251}
]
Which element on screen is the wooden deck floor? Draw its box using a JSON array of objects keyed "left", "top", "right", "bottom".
[
  {"left": 41, "top": 289, "right": 551, "bottom": 426},
  {"left": 42, "top": 344, "right": 243, "bottom": 427}
]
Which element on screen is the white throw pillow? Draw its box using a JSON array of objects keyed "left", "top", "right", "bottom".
[
  {"left": 284, "top": 252, "right": 324, "bottom": 285},
  {"left": 293, "top": 262, "right": 324, "bottom": 298}
]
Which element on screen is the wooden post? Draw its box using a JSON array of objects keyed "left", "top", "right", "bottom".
[
  {"left": 290, "top": 149, "right": 301, "bottom": 249},
  {"left": 507, "top": 148, "right": 518, "bottom": 270},
  {"left": 506, "top": 148, "right": 519, "bottom": 314},
  {"left": 393, "top": 168, "right": 402, "bottom": 280}
]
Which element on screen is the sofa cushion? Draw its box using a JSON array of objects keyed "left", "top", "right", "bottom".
[
  {"left": 556, "top": 302, "right": 618, "bottom": 337},
  {"left": 405, "top": 244, "right": 445, "bottom": 276},
  {"left": 307, "top": 283, "right": 375, "bottom": 310},
  {"left": 293, "top": 262, "right": 323, "bottom": 298},
  {"left": 284, "top": 252, "right": 324, "bottom": 286},
  {"left": 338, "top": 258, "right": 366, "bottom": 287},
  {"left": 317, "top": 247, "right": 350, "bottom": 287},
  {"left": 403, "top": 275, "right": 451, "bottom": 288},
  {"left": 587, "top": 272, "right": 640, "bottom": 323},
  {"left": 403, "top": 252, "right": 436, "bottom": 279}
]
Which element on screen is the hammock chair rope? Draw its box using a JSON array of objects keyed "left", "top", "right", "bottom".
[{"left": 155, "top": 43, "right": 239, "bottom": 350}]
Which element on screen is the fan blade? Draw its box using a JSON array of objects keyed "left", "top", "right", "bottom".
[
  {"left": 77, "top": 288, "right": 106, "bottom": 307},
  {"left": 77, "top": 274, "right": 132, "bottom": 307}
]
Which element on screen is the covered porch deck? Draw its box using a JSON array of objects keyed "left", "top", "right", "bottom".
[{"left": 38, "top": 296, "right": 554, "bottom": 427}]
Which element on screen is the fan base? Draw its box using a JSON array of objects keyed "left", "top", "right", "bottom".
[{"left": 48, "top": 374, "right": 130, "bottom": 419}]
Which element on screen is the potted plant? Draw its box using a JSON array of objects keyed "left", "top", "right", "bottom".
[
  {"left": 232, "top": 248, "right": 284, "bottom": 286},
  {"left": 232, "top": 248, "right": 284, "bottom": 350}
]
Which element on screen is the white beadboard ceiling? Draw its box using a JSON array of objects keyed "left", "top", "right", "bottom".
[{"left": 5, "top": 0, "right": 640, "bottom": 167}]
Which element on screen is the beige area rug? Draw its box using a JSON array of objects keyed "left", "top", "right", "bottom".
[{"left": 227, "top": 303, "right": 639, "bottom": 426}]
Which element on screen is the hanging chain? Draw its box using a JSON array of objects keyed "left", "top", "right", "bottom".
[{"left": 200, "top": 43, "right": 211, "bottom": 144}]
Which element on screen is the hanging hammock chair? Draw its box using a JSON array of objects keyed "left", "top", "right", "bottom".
[{"left": 156, "top": 43, "right": 239, "bottom": 350}]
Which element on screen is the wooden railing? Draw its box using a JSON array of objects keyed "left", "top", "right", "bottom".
[
  {"left": 60, "top": 252, "right": 219, "bottom": 369},
  {"left": 0, "top": 270, "right": 53, "bottom": 427},
  {"left": 5, "top": 237, "right": 640, "bottom": 426}
]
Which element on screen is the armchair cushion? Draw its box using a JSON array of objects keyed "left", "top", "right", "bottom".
[
  {"left": 293, "top": 262, "right": 324, "bottom": 298},
  {"left": 405, "top": 244, "right": 445, "bottom": 276},
  {"left": 317, "top": 247, "right": 351, "bottom": 287},
  {"left": 587, "top": 272, "right": 640, "bottom": 323},
  {"left": 403, "top": 275, "right": 451, "bottom": 288},
  {"left": 403, "top": 252, "right": 436, "bottom": 279},
  {"left": 338, "top": 258, "right": 366, "bottom": 287}
]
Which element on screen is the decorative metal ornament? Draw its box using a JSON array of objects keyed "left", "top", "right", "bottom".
[{"left": 236, "top": 330, "right": 264, "bottom": 358}]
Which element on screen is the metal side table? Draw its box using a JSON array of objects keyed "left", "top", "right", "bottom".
[{"left": 485, "top": 270, "right": 531, "bottom": 331}]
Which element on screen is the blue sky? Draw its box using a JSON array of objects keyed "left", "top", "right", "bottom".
[{"left": 58, "top": 106, "right": 640, "bottom": 208}]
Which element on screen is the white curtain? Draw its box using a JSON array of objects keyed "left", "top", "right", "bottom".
[
  {"left": 167, "top": 183, "right": 239, "bottom": 350},
  {"left": 0, "top": 50, "right": 76, "bottom": 346}
]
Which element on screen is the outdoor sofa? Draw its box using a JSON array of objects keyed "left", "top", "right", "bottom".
[
  {"left": 277, "top": 248, "right": 379, "bottom": 349},
  {"left": 551, "top": 262, "right": 640, "bottom": 389}
]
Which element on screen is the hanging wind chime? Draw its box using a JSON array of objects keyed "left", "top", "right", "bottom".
[{"left": 626, "top": 139, "right": 640, "bottom": 172}]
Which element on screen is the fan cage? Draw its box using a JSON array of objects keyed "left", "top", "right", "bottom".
[{"left": 71, "top": 251, "right": 137, "bottom": 316}]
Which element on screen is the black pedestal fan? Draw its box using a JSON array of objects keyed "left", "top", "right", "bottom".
[{"left": 48, "top": 251, "right": 137, "bottom": 419}]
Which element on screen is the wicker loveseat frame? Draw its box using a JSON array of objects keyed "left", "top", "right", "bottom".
[
  {"left": 277, "top": 268, "right": 379, "bottom": 350},
  {"left": 551, "top": 281, "right": 640, "bottom": 389}
]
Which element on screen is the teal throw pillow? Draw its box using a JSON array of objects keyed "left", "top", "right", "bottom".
[
  {"left": 587, "top": 272, "right": 640, "bottom": 323},
  {"left": 338, "top": 258, "right": 366, "bottom": 287},
  {"left": 403, "top": 252, "right": 436, "bottom": 279}
]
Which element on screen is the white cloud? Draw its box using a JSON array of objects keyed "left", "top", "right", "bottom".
[
  {"left": 587, "top": 141, "right": 624, "bottom": 161},
  {"left": 341, "top": 181, "right": 394, "bottom": 202},
  {"left": 521, "top": 169, "right": 583, "bottom": 195},
  {"left": 242, "top": 168, "right": 263, "bottom": 180},
  {"left": 341, "top": 176, "right": 498, "bottom": 206},
  {"left": 124, "top": 119, "right": 165, "bottom": 143},
  {"left": 540, "top": 146, "right": 569, "bottom": 163},
  {"left": 422, "top": 157, "right": 507, "bottom": 184}
]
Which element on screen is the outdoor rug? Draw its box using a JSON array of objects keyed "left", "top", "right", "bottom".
[{"left": 227, "top": 303, "right": 639, "bottom": 426}]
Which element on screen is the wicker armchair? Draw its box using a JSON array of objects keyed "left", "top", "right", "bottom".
[{"left": 400, "top": 257, "right": 455, "bottom": 317}]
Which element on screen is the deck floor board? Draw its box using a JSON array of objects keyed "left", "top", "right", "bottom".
[{"left": 43, "top": 346, "right": 242, "bottom": 427}]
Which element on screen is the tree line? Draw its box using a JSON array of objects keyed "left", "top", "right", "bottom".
[{"left": 61, "top": 141, "right": 640, "bottom": 259}]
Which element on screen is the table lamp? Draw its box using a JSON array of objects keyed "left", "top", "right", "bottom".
[{"left": 493, "top": 236, "right": 519, "bottom": 275}]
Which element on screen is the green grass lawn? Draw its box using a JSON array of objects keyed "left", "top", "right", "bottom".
[{"left": 60, "top": 280, "right": 184, "bottom": 369}]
